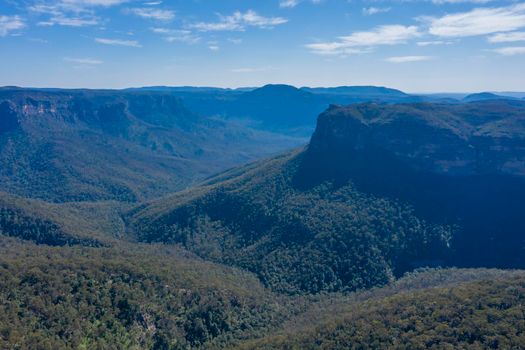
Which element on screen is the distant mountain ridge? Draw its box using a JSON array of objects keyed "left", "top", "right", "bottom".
[
  {"left": 462, "top": 92, "right": 518, "bottom": 102},
  {"left": 301, "top": 85, "right": 408, "bottom": 97},
  {"left": 158, "top": 84, "right": 427, "bottom": 134}
]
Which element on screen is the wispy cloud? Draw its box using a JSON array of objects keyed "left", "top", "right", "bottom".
[
  {"left": 191, "top": 10, "right": 287, "bottom": 31},
  {"left": 208, "top": 41, "right": 220, "bottom": 51},
  {"left": 488, "top": 31, "right": 525, "bottom": 43},
  {"left": 64, "top": 0, "right": 127, "bottom": 6},
  {"left": 417, "top": 40, "right": 453, "bottom": 46},
  {"left": 64, "top": 57, "right": 103, "bottom": 64},
  {"left": 29, "top": 2, "right": 103, "bottom": 27},
  {"left": 30, "top": 0, "right": 127, "bottom": 13},
  {"left": 228, "top": 38, "right": 242, "bottom": 44},
  {"left": 0, "top": 15, "right": 25, "bottom": 36},
  {"left": 95, "top": 37, "right": 142, "bottom": 47},
  {"left": 231, "top": 66, "right": 276, "bottom": 73},
  {"left": 431, "top": 0, "right": 493, "bottom": 4},
  {"left": 279, "top": 0, "right": 321, "bottom": 8},
  {"left": 150, "top": 28, "right": 200, "bottom": 44},
  {"left": 385, "top": 56, "right": 434, "bottom": 63},
  {"left": 490, "top": 46, "right": 525, "bottom": 56},
  {"left": 280, "top": 0, "right": 300, "bottom": 8},
  {"left": 362, "top": 7, "right": 391, "bottom": 16},
  {"left": 37, "top": 16, "right": 99, "bottom": 26},
  {"left": 127, "top": 7, "right": 175, "bottom": 21},
  {"left": 306, "top": 25, "right": 420, "bottom": 56},
  {"left": 69, "top": 0, "right": 126, "bottom": 6},
  {"left": 427, "top": 3, "right": 525, "bottom": 37},
  {"left": 28, "top": 37, "right": 49, "bottom": 43}
]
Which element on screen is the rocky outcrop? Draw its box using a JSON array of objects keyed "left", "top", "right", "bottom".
[
  {"left": 305, "top": 101, "right": 525, "bottom": 178},
  {"left": 296, "top": 101, "right": 525, "bottom": 268},
  {"left": 0, "top": 88, "right": 302, "bottom": 202}
]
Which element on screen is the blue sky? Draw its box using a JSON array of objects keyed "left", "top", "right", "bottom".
[{"left": 1, "top": 0, "right": 524, "bottom": 92}]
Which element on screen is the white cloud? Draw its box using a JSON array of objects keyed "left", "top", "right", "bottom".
[
  {"left": 191, "top": 10, "right": 287, "bottom": 31},
  {"left": 95, "top": 37, "right": 142, "bottom": 47},
  {"left": 40, "top": 16, "right": 99, "bottom": 26},
  {"left": 64, "top": 57, "right": 103, "bottom": 64},
  {"left": 306, "top": 25, "right": 420, "bottom": 56},
  {"left": 30, "top": 0, "right": 126, "bottom": 15},
  {"left": 208, "top": 45, "right": 219, "bottom": 51},
  {"left": 385, "top": 55, "right": 434, "bottom": 63},
  {"left": 150, "top": 27, "right": 169, "bottom": 34},
  {"left": 362, "top": 7, "right": 391, "bottom": 16},
  {"left": 62, "top": 0, "right": 126, "bottom": 6},
  {"left": 167, "top": 31, "right": 199, "bottom": 44},
  {"left": 0, "top": 15, "right": 25, "bottom": 36},
  {"left": 127, "top": 7, "right": 175, "bottom": 21},
  {"left": 231, "top": 66, "right": 276, "bottom": 73},
  {"left": 228, "top": 38, "right": 242, "bottom": 44},
  {"left": 335, "top": 25, "right": 420, "bottom": 46},
  {"left": 280, "top": 0, "right": 299, "bottom": 8},
  {"left": 432, "top": 0, "right": 493, "bottom": 4},
  {"left": 279, "top": 0, "right": 321, "bottom": 8},
  {"left": 417, "top": 40, "right": 453, "bottom": 46},
  {"left": 428, "top": 3, "right": 525, "bottom": 37},
  {"left": 491, "top": 46, "right": 525, "bottom": 56},
  {"left": 488, "top": 31, "right": 525, "bottom": 43},
  {"left": 29, "top": 2, "right": 104, "bottom": 26},
  {"left": 150, "top": 28, "right": 200, "bottom": 44}
]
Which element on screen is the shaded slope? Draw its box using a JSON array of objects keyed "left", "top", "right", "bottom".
[
  {"left": 129, "top": 149, "right": 452, "bottom": 294},
  {"left": 298, "top": 101, "right": 525, "bottom": 268},
  {"left": 129, "top": 100, "right": 525, "bottom": 293}
]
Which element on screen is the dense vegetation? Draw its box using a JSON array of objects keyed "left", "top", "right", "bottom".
[
  {"left": 1, "top": 93, "right": 524, "bottom": 348},
  {"left": 0, "top": 241, "right": 522, "bottom": 350},
  {"left": 241, "top": 270, "right": 525, "bottom": 349},
  {"left": 0, "top": 237, "right": 293, "bottom": 349},
  {"left": 0, "top": 191, "right": 128, "bottom": 245},
  {"left": 130, "top": 151, "right": 453, "bottom": 294}
]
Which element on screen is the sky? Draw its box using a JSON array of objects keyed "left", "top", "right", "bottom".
[{"left": 0, "top": 0, "right": 524, "bottom": 92}]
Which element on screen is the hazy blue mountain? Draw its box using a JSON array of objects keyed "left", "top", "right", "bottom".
[
  {"left": 155, "top": 84, "right": 431, "bottom": 135},
  {"left": 300, "top": 85, "right": 408, "bottom": 97},
  {"left": 462, "top": 92, "right": 514, "bottom": 102}
]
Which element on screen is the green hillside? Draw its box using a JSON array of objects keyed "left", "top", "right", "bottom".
[{"left": 129, "top": 149, "right": 452, "bottom": 294}]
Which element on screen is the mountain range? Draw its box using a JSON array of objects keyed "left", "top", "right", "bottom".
[{"left": 1, "top": 85, "right": 525, "bottom": 348}]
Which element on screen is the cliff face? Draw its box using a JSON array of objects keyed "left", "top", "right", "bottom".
[
  {"left": 0, "top": 89, "right": 302, "bottom": 202},
  {"left": 0, "top": 90, "right": 199, "bottom": 135},
  {"left": 306, "top": 102, "right": 525, "bottom": 178},
  {"left": 297, "top": 101, "right": 525, "bottom": 268}
]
